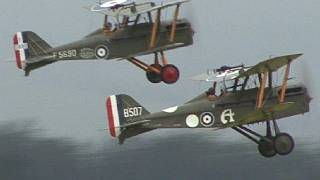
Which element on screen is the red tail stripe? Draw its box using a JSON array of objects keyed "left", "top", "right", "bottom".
[
  {"left": 13, "top": 34, "right": 22, "bottom": 69},
  {"left": 106, "top": 97, "right": 116, "bottom": 137},
  {"left": 13, "top": 34, "right": 18, "bottom": 44}
]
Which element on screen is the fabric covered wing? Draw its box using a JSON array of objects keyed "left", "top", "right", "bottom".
[{"left": 237, "top": 53, "right": 303, "bottom": 79}]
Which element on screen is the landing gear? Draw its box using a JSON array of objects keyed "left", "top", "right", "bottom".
[
  {"left": 258, "top": 120, "right": 276, "bottom": 158},
  {"left": 274, "top": 133, "right": 295, "bottom": 155},
  {"left": 258, "top": 139, "right": 276, "bottom": 158},
  {"left": 161, "top": 64, "right": 180, "bottom": 84},
  {"left": 128, "top": 51, "right": 180, "bottom": 84},
  {"left": 146, "top": 64, "right": 162, "bottom": 83},
  {"left": 232, "top": 120, "right": 295, "bottom": 158}
]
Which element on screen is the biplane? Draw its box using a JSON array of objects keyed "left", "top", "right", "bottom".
[
  {"left": 13, "top": 0, "right": 194, "bottom": 84},
  {"left": 105, "top": 53, "right": 311, "bottom": 157}
]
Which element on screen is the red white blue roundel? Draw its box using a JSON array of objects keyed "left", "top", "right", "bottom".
[
  {"left": 95, "top": 45, "right": 109, "bottom": 59},
  {"left": 200, "top": 112, "right": 215, "bottom": 127}
]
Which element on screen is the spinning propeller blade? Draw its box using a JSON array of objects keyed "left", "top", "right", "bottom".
[{"left": 298, "top": 57, "right": 314, "bottom": 97}]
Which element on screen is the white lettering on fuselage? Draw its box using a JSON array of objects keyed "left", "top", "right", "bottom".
[
  {"left": 220, "top": 109, "right": 235, "bottom": 124},
  {"left": 123, "top": 107, "right": 143, "bottom": 118},
  {"left": 54, "top": 50, "right": 77, "bottom": 59}
]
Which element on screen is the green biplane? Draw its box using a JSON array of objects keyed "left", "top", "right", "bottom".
[
  {"left": 105, "top": 53, "right": 311, "bottom": 158},
  {"left": 13, "top": 0, "right": 193, "bottom": 84}
]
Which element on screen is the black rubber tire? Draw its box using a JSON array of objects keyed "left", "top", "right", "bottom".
[
  {"left": 146, "top": 64, "right": 162, "bottom": 83},
  {"left": 274, "top": 133, "right": 295, "bottom": 155},
  {"left": 161, "top": 64, "right": 180, "bottom": 84},
  {"left": 258, "top": 139, "right": 276, "bottom": 158}
]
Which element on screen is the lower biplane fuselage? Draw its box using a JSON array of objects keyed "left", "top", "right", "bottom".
[
  {"left": 24, "top": 19, "right": 193, "bottom": 74},
  {"left": 133, "top": 85, "right": 310, "bottom": 130}
]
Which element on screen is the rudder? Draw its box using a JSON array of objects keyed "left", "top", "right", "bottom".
[
  {"left": 106, "top": 94, "right": 149, "bottom": 138},
  {"left": 13, "top": 31, "right": 51, "bottom": 70}
]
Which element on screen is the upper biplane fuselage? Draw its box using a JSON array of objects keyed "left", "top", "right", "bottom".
[
  {"left": 24, "top": 19, "right": 193, "bottom": 74},
  {"left": 52, "top": 20, "right": 192, "bottom": 60}
]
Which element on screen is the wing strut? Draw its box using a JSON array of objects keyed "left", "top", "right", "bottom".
[
  {"left": 279, "top": 61, "right": 291, "bottom": 103},
  {"left": 268, "top": 71, "right": 273, "bottom": 89},
  {"left": 169, "top": 4, "right": 181, "bottom": 42},
  {"left": 149, "top": 9, "right": 161, "bottom": 49},
  {"left": 256, "top": 71, "right": 268, "bottom": 108}
]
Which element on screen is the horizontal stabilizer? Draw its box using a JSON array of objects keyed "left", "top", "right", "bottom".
[{"left": 119, "top": 120, "right": 151, "bottom": 128}]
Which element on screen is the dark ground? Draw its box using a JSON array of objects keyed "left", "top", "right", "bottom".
[{"left": 0, "top": 121, "right": 319, "bottom": 180}]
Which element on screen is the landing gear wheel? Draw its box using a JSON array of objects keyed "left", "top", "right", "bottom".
[
  {"left": 274, "top": 133, "right": 295, "bottom": 155},
  {"left": 258, "top": 139, "right": 276, "bottom": 158},
  {"left": 161, "top": 64, "right": 180, "bottom": 84},
  {"left": 146, "top": 64, "right": 162, "bottom": 83}
]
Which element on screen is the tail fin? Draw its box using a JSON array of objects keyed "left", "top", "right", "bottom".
[
  {"left": 13, "top": 31, "right": 51, "bottom": 70},
  {"left": 106, "top": 94, "right": 149, "bottom": 138}
]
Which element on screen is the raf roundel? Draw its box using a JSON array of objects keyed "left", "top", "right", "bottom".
[
  {"left": 200, "top": 112, "right": 215, "bottom": 127},
  {"left": 95, "top": 45, "right": 109, "bottom": 59}
]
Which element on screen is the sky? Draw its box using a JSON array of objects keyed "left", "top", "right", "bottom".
[{"left": 0, "top": 0, "right": 319, "bottom": 179}]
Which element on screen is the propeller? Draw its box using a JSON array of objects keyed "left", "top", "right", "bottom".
[{"left": 299, "top": 57, "right": 315, "bottom": 98}]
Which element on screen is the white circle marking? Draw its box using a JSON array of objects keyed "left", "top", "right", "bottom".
[{"left": 186, "top": 114, "right": 199, "bottom": 128}]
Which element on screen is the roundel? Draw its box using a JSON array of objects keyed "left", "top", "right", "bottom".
[
  {"left": 95, "top": 45, "right": 109, "bottom": 59},
  {"left": 200, "top": 112, "right": 215, "bottom": 127}
]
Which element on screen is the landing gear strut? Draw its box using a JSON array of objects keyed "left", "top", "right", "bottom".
[
  {"left": 232, "top": 119, "right": 295, "bottom": 158},
  {"left": 127, "top": 51, "right": 180, "bottom": 84}
]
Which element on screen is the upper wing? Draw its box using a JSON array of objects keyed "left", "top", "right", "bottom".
[
  {"left": 191, "top": 67, "right": 250, "bottom": 82},
  {"left": 109, "top": 2, "right": 155, "bottom": 17},
  {"left": 237, "top": 53, "right": 303, "bottom": 79},
  {"left": 137, "top": 0, "right": 190, "bottom": 15},
  {"left": 86, "top": 2, "right": 156, "bottom": 16},
  {"left": 89, "top": 0, "right": 189, "bottom": 17}
]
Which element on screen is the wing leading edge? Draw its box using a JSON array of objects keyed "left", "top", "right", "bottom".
[
  {"left": 237, "top": 53, "right": 303, "bottom": 79},
  {"left": 89, "top": 0, "right": 190, "bottom": 17}
]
